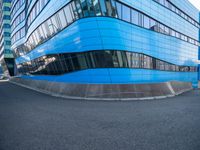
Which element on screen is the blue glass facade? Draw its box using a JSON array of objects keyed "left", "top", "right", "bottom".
[{"left": 11, "top": 0, "right": 200, "bottom": 87}]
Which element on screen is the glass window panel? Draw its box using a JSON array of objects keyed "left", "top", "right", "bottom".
[
  {"left": 171, "top": 5, "right": 176, "bottom": 11},
  {"left": 77, "top": 54, "right": 88, "bottom": 69},
  {"left": 159, "top": 24, "right": 165, "bottom": 33},
  {"left": 57, "top": 9, "right": 68, "bottom": 29},
  {"left": 164, "top": 0, "right": 169, "bottom": 7},
  {"left": 35, "top": 28, "right": 42, "bottom": 44},
  {"left": 55, "top": 55, "right": 65, "bottom": 74},
  {"left": 117, "top": 51, "right": 127, "bottom": 67},
  {"left": 93, "top": 0, "right": 101, "bottom": 16},
  {"left": 134, "top": 53, "right": 141, "bottom": 68},
  {"left": 110, "top": 0, "right": 117, "bottom": 17},
  {"left": 131, "top": 9, "right": 139, "bottom": 25},
  {"left": 143, "top": 55, "right": 152, "bottom": 69},
  {"left": 171, "top": 30, "right": 175, "bottom": 37},
  {"left": 80, "top": 0, "right": 89, "bottom": 17},
  {"left": 85, "top": 52, "right": 95, "bottom": 68},
  {"left": 164, "top": 26, "right": 169, "bottom": 35},
  {"left": 116, "top": 2, "right": 122, "bottom": 19},
  {"left": 143, "top": 15, "right": 150, "bottom": 29},
  {"left": 71, "top": 54, "right": 80, "bottom": 70},
  {"left": 59, "top": 54, "right": 69, "bottom": 72},
  {"left": 38, "top": 26, "right": 46, "bottom": 41},
  {"left": 105, "top": 0, "right": 115, "bottom": 17},
  {"left": 44, "top": 0, "right": 49, "bottom": 5},
  {"left": 65, "top": 55, "right": 75, "bottom": 72},
  {"left": 168, "top": 2, "right": 172, "bottom": 10},
  {"left": 64, "top": 5, "right": 73, "bottom": 24},
  {"left": 32, "top": 7, "right": 36, "bottom": 20},
  {"left": 21, "top": 27, "right": 25, "bottom": 37},
  {"left": 110, "top": 51, "right": 119, "bottom": 67},
  {"left": 70, "top": 1, "right": 79, "bottom": 20},
  {"left": 46, "top": 18, "right": 55, "bottom": 35},
  {"left": 150, "top": 19, "right": 156, "bottom": 31},
  {"left": 160, "top": 0, "right": 165, "bottom": 5},
  {"left": 40, "top": 0, "right": 44, "bottom": 10},
  {"left": 51, "top": 15, "right": 60, "bottom": 32},
  {"left": 32, "top": 31, "right": 39, "bottom": 45},
  {"left": 99, "top": 0, "right": 107, "bottom": 16},
  {"left": 75, "top": 0, "right": 83, "bottom": 18},
  {"left": 160, "top": 61, "right": 165, "bottom": 70},
  {"left": 36, "top": 1, "right": 40, "bottom": 15},
  {"left": 175, "top": 32, "right": 180, "bottom": 38},
  {"left": 86, "top": 0, "right": 95, "bottom": 16},
  {"left": 93, "top": 51, "right": 114, "bottom": 68},
  {"left": 29, "top": 35, "right": 35, "bottom": 48},
  {"left": 126, "top": 52, "right": 131, "bottom": 67},
  {"left": 126, "top": 52, "right": 140, "bottom": 68},
  {"left": 41, "top": 22, "right": 49, "bottom": 38},
  {"left": 122, "top": 5, "right": 130, "bottom": 22}
]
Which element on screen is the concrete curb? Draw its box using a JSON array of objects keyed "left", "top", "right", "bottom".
[
  {"left": 10, "top": 81, "right": 171, "bottom": 101},
  {"left": 9, "top": 78, "right": 193, "bottom": 101}
]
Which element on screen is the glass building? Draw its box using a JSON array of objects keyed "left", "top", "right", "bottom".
[
  {"left": 11, "top": 0, "right": 200, "bottom": 87},
  {"left": 0, "top": 0, "right": 14, "bottom": 76}
]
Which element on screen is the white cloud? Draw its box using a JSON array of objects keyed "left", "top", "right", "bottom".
[{"left": 188, "top": 0, "right": 200, "bottom": 11}]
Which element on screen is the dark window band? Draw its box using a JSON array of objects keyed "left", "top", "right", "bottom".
[
  {"left": 13, "top": 0, "right": 200, "bottom": 58},
  {"left": 17, "top": 50, "right": 197, "bottom": 75}
]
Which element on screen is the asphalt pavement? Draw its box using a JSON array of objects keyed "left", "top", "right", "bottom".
[{"left": 0, "top": 81, "right": 200, "bottom": 150}]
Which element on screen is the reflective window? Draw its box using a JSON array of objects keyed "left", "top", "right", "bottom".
[
  {"left": 75, "top": 0, "right": 83, "bottom": 18},
  {"left": 87, "top": 0, "right": 95, "bottom": 16},
  {"left": 171, "top": 30, "right": 175, "bottom": 37},
  {"left": 143, "top": 55, "right": 152, "bottom": 69},
  {"left": 76, "top": 53, "right": 88, "bottom": 69},
  {"left": 80, "top": 0, "right": 89, "bottom": 16},
  {"left": 51, "top": 15, "right": 60, "bottom": 32},
  {"left": 175, "top": 32, "right": 180, "bottom": 38},
  {"left": 17, "top": 50, "right": 197, "bottom": 75},
  {"left": 41, "top": 23, "right": 49, "bottom": 38},
  {"left": 164, "top": 26, "right": 170, "bottom": 35},
  {"left": 110, "top": 0, "right": 117, "bottom": 17},
  {"left": 159, "top": 24, "right": 165, "bottom": 33},
  {"left": 116, "top": 2, "right": 122, "bottom": 19},
  {"left": 47, "top": 19, "right": 55, "bottom": 35},
  {"left": 93, "top": 0, "right": 101, "bottom": 16},
  {"left": 57, "top": 10, "right": 68, "bottom": 29},
  {"left": 71, "top": 1, "right": 79, "bottom": 19},
  {"left": 143, "top": 16, "right": 150, "bottom": 29},
  {"left": 38, "top": 26, "right": 46, "bottom": 41},
  {"left": 105, "top": 0, "right": 116, "bottom": 17},
  {"left": 149, "top": 19, "right": 156, "bottom": 30},
  {"left": 63, "top": 5, "right": 73, "bottom": 24},
  {"left": 99, "top": 0, "right": 107, "bottom": 16},
  {"left": 131, "top": 9, "right": 139, "bottom": 25},
  {"left": 122, "top": 5, "right": 130, "bottom": 22}
]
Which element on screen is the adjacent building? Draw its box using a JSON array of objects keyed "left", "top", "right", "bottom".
[
  {"left": 199, "top": 12, "right": 200, "bottom": 84},
  {"left": 11, "top": 0, "right": 200, "bottom": 87},
  {"left": 0, "top": 64, "right": 2, "bottom": 74},
  {"left": 0, "top": 0, "right": 14, "bottom": 76}
]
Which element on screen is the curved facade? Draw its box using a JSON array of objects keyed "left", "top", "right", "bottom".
[{"left": 11, "top": 0, "right": 200, "bottom": 87}]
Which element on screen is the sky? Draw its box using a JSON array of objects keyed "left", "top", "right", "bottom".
[{"left": 188, "top": 0, "right": 200, "bottom": 10}]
